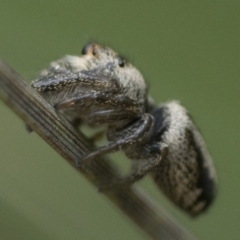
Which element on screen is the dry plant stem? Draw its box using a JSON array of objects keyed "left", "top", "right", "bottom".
[{"left": 0, "top": 59, "right": 196, "bottom": 240}]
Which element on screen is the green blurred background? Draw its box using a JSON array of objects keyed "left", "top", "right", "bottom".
[{"left": 0, "top": 1, "right": 239, "bottom": 239}]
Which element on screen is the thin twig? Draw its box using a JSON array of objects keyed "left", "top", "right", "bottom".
[{"left": 0, "top": 59, "right": 196, "bottom": 240}]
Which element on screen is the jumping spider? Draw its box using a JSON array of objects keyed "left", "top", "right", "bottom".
[{"left": 31, "top": 43, "right": 217, "bottom": 216}]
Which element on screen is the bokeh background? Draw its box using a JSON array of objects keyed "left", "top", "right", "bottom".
[{"left": 0, "top": 1, "right": 239, "bottom": 239}]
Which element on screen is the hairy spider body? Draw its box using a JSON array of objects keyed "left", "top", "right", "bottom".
[{"left": 31, "top": 43, "right": 217, "bottom": 216}]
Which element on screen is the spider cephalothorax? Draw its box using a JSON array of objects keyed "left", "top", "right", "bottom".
[
  {"left": 32, "top": 43, "right": 148, "bottom": 127},
  {"left": 31, "top": 43, "right": 217, "bottom": 216}
]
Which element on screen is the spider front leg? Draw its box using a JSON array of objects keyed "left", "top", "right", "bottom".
[
  {"left": 54, "top": 91, "right": 143, "bottom": 125},
  {"left": 99, "top": 144, "right": 169, "bottom": 191},
  {"left": 77, "top": 113, "right": 154, "bottom": 167},
  {"left": 32, "top": 70, "right": 120, "bottom": 93},
  {"left": 55, "top": 92, "right": 142, "bottom": 111},
  {"left": 88, "top": 109, "right": 139, "bottom": 123}
]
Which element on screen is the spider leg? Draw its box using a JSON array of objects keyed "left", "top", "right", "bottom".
[
  {"left": 77, "top": 113, "right": 154, "bottom": 166},
  {"left": 87, "top": 109, "right": 140, "bottom": 124},
  {"left": 32, "top": 70, "right": 120, "bottom": 93},
  {"left": 99, "top": 144, "right": 169, "bottom": 191},
  {"left": 54, "top": 92, "right": 142, "bottom": 115}
]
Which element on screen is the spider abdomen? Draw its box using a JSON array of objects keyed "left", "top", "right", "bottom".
[{"left": 150, "top": 102, "right": 216, "bottom": 216}]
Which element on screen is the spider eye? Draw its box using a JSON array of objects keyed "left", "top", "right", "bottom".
[
  {"left": 81, "top": 43, "right": 98, "bottom": 56},
  {"left": 92, "top": 48, "right": 98, "bottom": 56},
  {"left": 118, "top": 57, "right": 125, "bottom": 67},
  {"left": 81, "top": 44, "right": 90, "bottom": 55}
]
